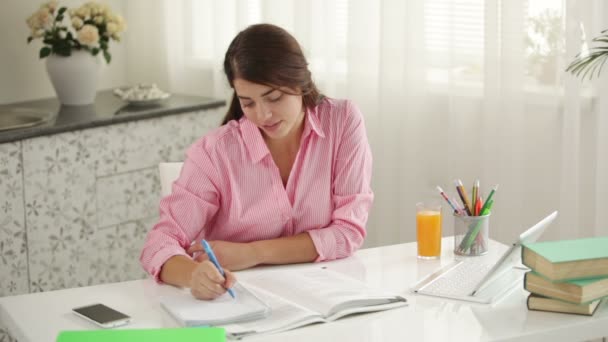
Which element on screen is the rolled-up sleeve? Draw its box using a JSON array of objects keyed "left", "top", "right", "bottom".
[
  {"left": 307, "top": 101, "right": 374, "bottom": 261},
  {"left": 140, "top": 142, "right": 221, "bottom": 282}
]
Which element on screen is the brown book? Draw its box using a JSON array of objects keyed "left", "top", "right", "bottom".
[
  {"left": 524, "top": 271, "right": 608, "bottom": 304},
  {"left": 527, "top": 293, "right": 603, "bottom": 316}
]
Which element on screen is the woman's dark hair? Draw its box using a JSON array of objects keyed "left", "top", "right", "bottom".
[{"left": 221, "top": 23, "right": 323, "bottom": 125}]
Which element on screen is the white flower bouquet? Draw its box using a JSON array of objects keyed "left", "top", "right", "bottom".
[{"left": 26, "top": 1, "right": 126, "bottom": 63}]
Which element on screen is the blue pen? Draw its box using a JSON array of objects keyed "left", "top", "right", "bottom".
[{"left": 201, "top": 240, "right": 236, "bottom": 299}]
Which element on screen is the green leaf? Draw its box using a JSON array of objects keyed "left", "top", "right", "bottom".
[
  {"left": 27, "top": 36, "right": 33, "bottom": 43},
  {"left": 61, "top": 49, "right": 71, "bottom": 57},
  {"left": 91, "top": 48, "right": 100, "bottom": 55},
  {"left": 55, "top": 40, "right": 72, "bottom": 56},
  {"left": 56, "top": 15, "right": 63, "bottom": 21},
  {"left": 103, "top": 50, "right": 111, "bottom": 64},
  {"left": 54, "top": 44, "right": 70, "bottom": 56},
  {"left": 39, "top": 47, "right": 51, "bottom": 59},
  {"left": 567, "top": 30, "right": 608, "bottom": 80},
  {"left": 58, "top": 7, "right": 67, "bottom": 15}
]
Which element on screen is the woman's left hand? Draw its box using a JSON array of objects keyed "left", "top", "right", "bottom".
[{"left": 187, "top": 240, "right": 261, "bottom": 271}]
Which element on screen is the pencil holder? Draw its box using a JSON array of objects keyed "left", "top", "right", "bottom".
[{"left": 453, "top": 214, "right": 490, "bottom": 256}]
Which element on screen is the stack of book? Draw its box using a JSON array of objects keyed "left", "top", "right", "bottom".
[{"left": 521, "top": 236, "right": 608, "bottom": 316}]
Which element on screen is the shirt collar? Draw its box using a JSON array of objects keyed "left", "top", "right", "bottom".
[
  {"left": 239, "top": 106, "right": 326, "bottom": 164},
  {"left": 240, "top": 117, "right": 270, "bottom": 164},
  {"left": 304, "top": 105, "right": 326, "bottom": 139}
]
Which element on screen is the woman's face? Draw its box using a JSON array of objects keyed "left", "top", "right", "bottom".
[{"left": 234, "top": 78, "right": 304, "bottom": 141}]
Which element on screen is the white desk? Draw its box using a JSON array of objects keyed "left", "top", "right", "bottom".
[{"left": 1, "top": 238, "right": 607, "bottom": 342}]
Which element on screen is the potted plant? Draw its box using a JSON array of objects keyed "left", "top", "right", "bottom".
[
  {"left": 525, "top": 9, "right": 565, "bottom": 85},
  {"left": 566, "top": 29, "right": 608, "bottom": 80},
  {"left": 26, "top": 1, "right": 126, "bottom": 105}
]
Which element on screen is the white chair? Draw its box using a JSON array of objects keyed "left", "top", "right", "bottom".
[{"left": 158, "top": 162, "right": 184, "bottom": 196}]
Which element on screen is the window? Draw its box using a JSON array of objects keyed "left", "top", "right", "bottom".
[
  {"left": 188, "top": 0, "right": 262, "bottom": 63},
  {"left": 423, "top": 0, "right": 565, "bottom": 92},
  {"left": 525, "top": 0, "right": 564, "bottom": 88},
  {"left": 424, "top": 0, "right": 485, "bottom": 86}
]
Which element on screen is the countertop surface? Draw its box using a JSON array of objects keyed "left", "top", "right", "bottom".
[{"left": 0, "top": 90, "right": 225, "bottom": 144}]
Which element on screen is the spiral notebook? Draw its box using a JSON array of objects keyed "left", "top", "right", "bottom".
[{"left": 160, "top": 283, "right": 271, "bottom": 327}]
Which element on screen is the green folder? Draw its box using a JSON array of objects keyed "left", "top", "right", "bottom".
[{"left": 56, "top": 327, "right": 225, "bottom": 342}]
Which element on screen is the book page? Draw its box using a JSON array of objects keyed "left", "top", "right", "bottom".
[
  {"left": 243, "top": 268, "right": 405, "bottom": 318},
  {"left": 222, "top": 284, "right": 324, "bottom": 339}
]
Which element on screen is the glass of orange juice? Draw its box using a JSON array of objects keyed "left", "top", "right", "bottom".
[{"left": 416, "top": 202, "right": 442, "bottom": 259}]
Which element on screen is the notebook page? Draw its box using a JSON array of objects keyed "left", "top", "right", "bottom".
[
  {"left": 244, "top": 268, "right": 403, "bottom": 317},
  {"left": 159, "top": 283, "right": 269, "bottom": 326},
  {"left": 222, "top": 284, "right": 324, "bottom": 338}
]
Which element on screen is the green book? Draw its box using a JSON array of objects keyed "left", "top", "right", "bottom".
[
  {"left": 56, "top": 327, "right": 225, "bottom": 342},
  {"left": 524, "top": 271, "right": 608, "bottom": 304},
  {"left": 527, "top": 293, "right": 603, "bottom": 316},
  {"left": 522, "top": 236, "right": 608, "bottom": 282}
]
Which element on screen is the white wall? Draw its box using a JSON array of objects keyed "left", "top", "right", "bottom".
[
  {"left": 123, "top": 0, "right": 215, "bottom": 98},
  {"left": 124, "top": 0, "right": 170, "bottom": 91},
  {"left": 0, "top": 0, "right": 128, "bottom": 104}
]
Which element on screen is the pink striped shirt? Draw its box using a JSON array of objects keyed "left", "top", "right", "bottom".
[{"left": 140, "top": 98, "right": 373, "bottom": 281}]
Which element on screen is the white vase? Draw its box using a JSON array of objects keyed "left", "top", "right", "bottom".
[{"left": 45, "top": 50, "right": 101, "bottom": 106}]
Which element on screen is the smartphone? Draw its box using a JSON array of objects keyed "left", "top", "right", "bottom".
[{"left": 72, "top": 303, "right": 131, "bottom": 328}]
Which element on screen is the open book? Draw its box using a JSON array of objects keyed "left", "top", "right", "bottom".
[{"left": 222, "top": 268, "right": 408, "bottom": 339}]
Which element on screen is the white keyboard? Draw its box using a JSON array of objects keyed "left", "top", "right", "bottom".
[
  {"left": 411, "top": 259, "right": 525, "bottom": 304},
  {"left": 420, "top": 260, "right": 495, "bottom": 296}
]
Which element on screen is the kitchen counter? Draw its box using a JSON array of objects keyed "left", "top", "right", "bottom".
[
  {"left": 0, "top": 90, "right": 226, "bottom": 304},
  {"left": 0, "top": 89, "right": 225, "bottom": 143}
]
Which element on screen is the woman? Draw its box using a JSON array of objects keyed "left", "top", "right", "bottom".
[{"left": 140, "top": 23, "right": 373, "bottom": 300}]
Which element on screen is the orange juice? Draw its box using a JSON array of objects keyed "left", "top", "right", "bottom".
[{"left": 416, "top": 210, "right": 442, "bottom": 258}]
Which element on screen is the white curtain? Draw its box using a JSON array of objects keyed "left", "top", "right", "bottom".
[{"left": 125, "top": 0, "right": 608, "bottom": 247}]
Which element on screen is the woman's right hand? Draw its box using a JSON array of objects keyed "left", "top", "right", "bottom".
[{"left": 189, "top": 260, "right": 237, "bottom": 300}]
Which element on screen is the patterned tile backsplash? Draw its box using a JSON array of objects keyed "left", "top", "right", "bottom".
[
  {"left": 0, "top": 141, "right": 28, "bottom": 298},
  {"left": 0, "top": 108, "right": 223, "bottom": 297}
]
